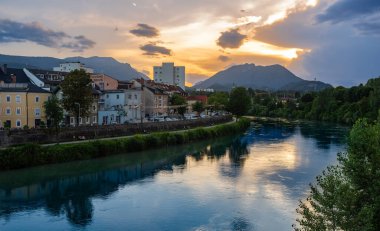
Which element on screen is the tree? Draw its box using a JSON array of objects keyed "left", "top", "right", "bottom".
[
  {"left": 192, "top": 101, "right": 204, "bottom": 115},
  {"left": 294, "top": 119, "right": 380, "bottom": 230},
  {"left": 227, "top": 87, "right": 251, "bottom": 117},
  {"left": 43, "top": 95, "right": 64, "bottom": 131},
  {"left": 170, "top": 94, "right": 187, "bottom": 117},
  {"left": 60, "top": 70, "right": 93, "bottom": 126},
  {"left": 208, "top": 92, "right": 229, "bottom": 111}
]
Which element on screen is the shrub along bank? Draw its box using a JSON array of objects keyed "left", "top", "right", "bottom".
[{"left": 0, "top": 119, "right": 250, "bottom": 171}]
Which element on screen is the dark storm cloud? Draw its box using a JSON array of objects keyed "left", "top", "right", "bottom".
[
  {"left": 0, "top": 19, "right": 68, "bottom": 46},
  {"left": 130, "top": 23, "right": 160, "bottom": 37},
  {"left": 218, "top": 55, "right": 230, "bottom": 62},
  {"left": 61, "top": 35, "right": 96, "bottom": 52},
  {"left": 140, "top": 42, "right": 171, "bottom": 56},
  {"left": 216, "top": 29, "right": 247, "bottom": 49},
  {"left": 355, "top": 21, "right": 380, "bottom": 35},
  {"left": 317, "top": 0, "right": 380, "bottom": 23},
  {"left": 0, "top": 19, "right": 95, "bottom": 52}
]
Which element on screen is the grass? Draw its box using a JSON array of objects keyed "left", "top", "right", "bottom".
[{"left": 0, "top": 119, "right": 250, "bottom": 171}]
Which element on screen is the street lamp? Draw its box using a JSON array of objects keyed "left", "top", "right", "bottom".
[{"left": 74, "top": 102, "right": 80, "bottom": 126}]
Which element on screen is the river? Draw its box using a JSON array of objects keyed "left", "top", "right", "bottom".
[{"left": 0, "top": 122, "right": 348, "bottom": 231}]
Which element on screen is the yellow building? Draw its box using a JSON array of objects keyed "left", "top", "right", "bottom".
[{"left": 0, "top": 83, "right": 51, "bottom": 128}]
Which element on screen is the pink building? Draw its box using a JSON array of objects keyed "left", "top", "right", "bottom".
[{"left": 90, "top": 74, "right": 118, "bottom": 90}]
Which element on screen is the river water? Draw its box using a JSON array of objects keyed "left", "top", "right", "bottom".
[{"left": 0, "top": 122, "right": 348, "bottom": 231}]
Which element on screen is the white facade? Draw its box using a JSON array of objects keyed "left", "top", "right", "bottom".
[
  {"left": 124, "top": 89, "right": 143, "bottom": 123},
  {"left": 153, "top": 62, "right": 185, "bottom": 90},
  {"left": 98, "top": 90, "right": 126, "bottom": 125},
  {"left": 53, "top": 62, "right": 94, "bottom": 73}
]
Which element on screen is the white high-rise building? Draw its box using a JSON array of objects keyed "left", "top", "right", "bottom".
[
  {"left": 53, "top": 62, "right": 94, "bottom": 73},
  {"left": 153, "top": 62, "right": 185, "bottom": 90}
]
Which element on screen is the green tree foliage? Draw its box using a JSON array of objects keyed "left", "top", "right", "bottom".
[
  {"left": 192, "top": 101, "right": 204, "bottom": 115},
  {"left": 60, "top": 70, "right": 93, "bottom": 125},
  {"left": 227, "top": 87, "right": 252, "bottom": 117},
  {"left": 294, "top": 119, "right": 380, "bottom": 230},
  {"left": 43, "top": 96, "right": 64, "bottom": 131},
  {"left": 248, "top": 76, "right": 380, "bottom": 124},
  {"left": 208, "top": 92, "right": 229, "bottom": 111},
  {"left": 170, "top": 94, "right": 187, "bottom": 116}
]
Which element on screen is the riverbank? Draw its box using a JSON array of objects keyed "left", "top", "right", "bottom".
[
  {"left": 0, "top": 119, "right": 250, "bottom": 171},
  {"left": 0, "top": 115, "right": 232, "bottom": 147},
  {"left": 244, "top": 116, "right": 292, "bottom": 124}
]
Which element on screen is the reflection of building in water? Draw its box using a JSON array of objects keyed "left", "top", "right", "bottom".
[{"left": 0, "top": 154, "right": 186, "bottom": 226}]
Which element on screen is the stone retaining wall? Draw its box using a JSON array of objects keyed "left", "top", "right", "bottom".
[{"left": 0, "top": 115, "right": 232, "bottom": 147}]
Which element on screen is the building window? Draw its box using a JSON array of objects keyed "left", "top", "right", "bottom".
[
  {"left": 128, "top": 94, "right": 131, "bottom": 99},
  {"left": 93, "top": 116, "right": 97, "bottom": 123},
  {"left": 87, "top": 117, "right": 90, "bottom": 124},
  {"left": 106, "top": 94, "right": 109, "bottom": 98},
  {"left": 116, "top": 94, "right": 119, "bottom": 99},
  {"left": 35, "top": 108, "right": 41, "bottom": 116},
  {"left": 16, "top": 107, "right": 21, "bottom": 115},
  {"left": 16, "top": 120, "right": 21, "bottom": 128},
  {"left": 16, "top": 95, "right": 21, "bottom": 103},
  {"left": 79, "top": 117, "right": 82, "bottom": 124},
  {"left": 6, "top": 107, "right": 11, "bottom": 115},
  {"left": 35, "top": 96, "right": 39, "bottom": 103},
  {"left": 93, "top": 105, "right": 96, "bottom": 112},
  {"left": 6, "top": 95, "right": 10, "bottom": 102},
  {"left": 134, "top": 94, "right": 137, "bottom": 99}
]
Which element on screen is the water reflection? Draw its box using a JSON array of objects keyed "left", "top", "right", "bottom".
[{"left": 0, "top": 122, "right": 348, "bottom": 230}]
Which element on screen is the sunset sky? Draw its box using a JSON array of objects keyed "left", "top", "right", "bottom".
[{"left": 0, "top": 0, "right": 379, "bottom": 86}]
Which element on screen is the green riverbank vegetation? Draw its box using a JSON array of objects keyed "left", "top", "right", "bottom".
[
  {"left": 0, "top": 119, "right": 250, "bottom": 171},
  {"left": 294, "top": 119, "right": 380, "bottom": 230},
  {"left": 247, "top": 77, "right": 380, "bottom": 124}
]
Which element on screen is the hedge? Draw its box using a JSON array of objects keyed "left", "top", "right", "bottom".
[{"left": 0, "top": 119, "right": 250, "bottom": 171}]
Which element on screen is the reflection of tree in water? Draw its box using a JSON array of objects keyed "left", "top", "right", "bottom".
[
  {"left": 65, "top": 196, "right": 93, "bottom": 226},
  {"left": 299, "top": 122, "right": 348, "bottom": 149},
  {"left": 241, "top": 122, "right": 296, "bottom": 146},
  {"left": 189, "top": 136, "right": 249, "bottom": 179},
  {"left": 230, "top": 217, "right": 253, "bottom": 231},
  {"left": 0, "top": 153, "right": 188, "bottom": 227},
  {"left": 45, "top": 182, "right": 94, "bottom": 227},
  {"left": 219, "top": 138, "right": 249, "bottom": 179}
]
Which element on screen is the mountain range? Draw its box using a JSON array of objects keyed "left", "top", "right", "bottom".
[
  {"left": 0, "top": 54, "right": 147, "bottom": 81},
  {"left": 194, "top": 63, "right": 332, "bottom": 92},
  {"left": 0, "top": 54, "right": 331, "bottom": 92}
]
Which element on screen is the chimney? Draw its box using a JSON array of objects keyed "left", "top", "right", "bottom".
[
  {"left": 0, "top": 64, "right": 7, "bottom": 74},
  {"left": 10, "top": 74, "right": 16, "bottom": 83}
]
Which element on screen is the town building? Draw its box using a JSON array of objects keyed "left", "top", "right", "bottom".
[
  {"left": 90, "top": 73, "right": 119, "bottom": 91},
  {"left": 53, "top": 62, "right": 94, "bottom": 73},
  {"left": 120, "top": 81, "right": 144, "bottom": 123},
  {"left": 186, "top": 95, "right": 208, "bottom": 114},
  {"left": 0, "top": 84, "right": 51, "bottom": 128},
  {"left": 0, "top": 65, "right": 52, "bottom": 128},
  {"left": 153, "top": 62, "right": 185, "bottom": 90},
  {"left": 98, "top": 90, "right": 126, "bottom": 125}
]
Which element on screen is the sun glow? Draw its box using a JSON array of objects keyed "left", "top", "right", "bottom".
[
  {"left": 239, "top": 41, "right": 304, "bottom": 59},
  {"left": 306, "top": 0, "right": 318, "bottom": 7}
]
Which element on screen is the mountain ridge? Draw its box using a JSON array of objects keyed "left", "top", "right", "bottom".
[
  {"left": 0, "top": 54, "right": 148, "bottom": 81},
  {"left": 194, "top": 63, "right": 332, "bottom": 92}
]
